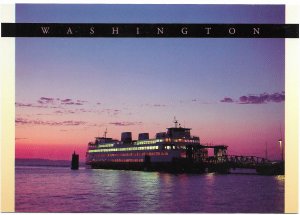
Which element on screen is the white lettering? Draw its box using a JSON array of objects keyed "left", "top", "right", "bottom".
[
  {"left": 66, "top": 27, "right": 73, "bottom": 35},
  {"left": 229, "top": 28, "right": 236, "bottom": 35},
  {"left": 181, "top": 27, "right": 188, "bottom": 35},
  {"left": 157, "top": 27, "right": 164, "bottom": 35},
  {"left": 205, "top": 27, "right": 212, "bottom": 35},
  {"left": 253, "top": 27, "right": 260, "bottom": 35},
  {"left": 90, "top": 27, "right": 95, "bottom": 35},
  {"left": 112, "top": 27, "right": 119, "bottom": 35},
  {"left": 41, "top": 27, "right": 50, "bottom": 34}
]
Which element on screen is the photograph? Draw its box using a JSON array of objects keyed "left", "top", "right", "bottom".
[{"left": 1, "top": 3, "right": 298, "bottom": 213}]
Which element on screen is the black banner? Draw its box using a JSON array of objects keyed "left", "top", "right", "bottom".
[{"left": 1, "top": 23, "right": 299, "bottom": 38}]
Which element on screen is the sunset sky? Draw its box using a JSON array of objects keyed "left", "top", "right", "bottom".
[{"left": 16, "top": 4, "right": 285, "bottom": 161}]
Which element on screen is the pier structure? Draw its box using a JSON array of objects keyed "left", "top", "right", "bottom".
[
  {"left": 71, "top": 151, "right": 79, "bottom": 170},
  {"left": 186, "top": 144, "right": 283, "bottom": 175}
]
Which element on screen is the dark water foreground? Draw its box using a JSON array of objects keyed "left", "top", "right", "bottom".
[{"left": 15, "top": 166, "right": 284, "bottom": 213}]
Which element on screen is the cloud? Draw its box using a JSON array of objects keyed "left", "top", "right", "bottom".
[
  {"left": 239, "top": 92, "right": 285, "bottom": 104},
  {"left": 77, "top": 100, "right": 87, "bottom": 103},
  {"left": 15, "top": 102, "right": 34, "bottom": 107},
  {"left": 268, "top": 92, "right": 285, "bottom": 103},
  {"left": 86, "top": 122, "right": 105, "bottom": 127},
  {"left": 220, "top": 92, "right": 285, "bottom": 104},
  {"left": 109, "top": 121, "right": 142, "bottom": 126},
  {"left": 54, "top": 110, "right": 75, "bottom": 114},
  {"left": 16, "top": 102, "right": 47, "bottom": 108},
  {"left": 60, "top": 98, "right": 84, "bottom": 105},
  {"left": 143, "top": 103, "right": 167, "bottom": 107},
  {"left": 15, "top": 117, "right": 86, "bottom": 126},
  {"left": 53, "top": 108, "right": 95, "bottom": 115},
  {"left": 179, "top": 99, "right": 215, "bottom": 105},
  {"left": 59, "top": 129, "right": 68, "bottom": 132},
  {"left": 38, "top": 97, "right": 55, "bottom": 104},
  {"left": 101, "top": 109, "right": 121, "bottom": 116},
  {"left": 113, "top": 109, "right": 121, "bottom": 115},
  {"left": 61, "top": 98, "right": 72, "bottom": 103},
  {"left": 77, "top": 108, "right": 93, "bottom": 113},
  {"left": 153, "top": 104, "right": 166, "bottom": 107},
  {"left": 17, "top": 97, "right": 88, "bottom": 110},
  {"left": 37, "top": 97, "right": 87, "bottom": 106},
  {"left": 220, "top": 97, "right": 234, "bottom": 103}
]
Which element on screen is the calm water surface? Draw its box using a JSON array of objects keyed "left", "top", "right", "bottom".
[{"left": 16, "top": 166, "right": 284, "bottom": 213}]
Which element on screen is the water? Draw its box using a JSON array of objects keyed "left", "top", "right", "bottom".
[{"left": 16, "top": 166, "right": 284, "bottom": 213}]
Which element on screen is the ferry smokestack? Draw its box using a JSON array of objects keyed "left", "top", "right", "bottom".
[
  {"left": 71, "top": 151, "right": 79, "bottom": 170},
  {"left": 121, "top": 132, "right": 132, "bottom": 144},
  {"left": 138, "top": 133, "right": 149, "bottom": 140},
  {"left": 156, "top": 132, "right": 166, "bottom": 139}
]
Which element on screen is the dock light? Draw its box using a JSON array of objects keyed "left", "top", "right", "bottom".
[{"left": 278, "top": 139, "right": 283, "bottom": 161}]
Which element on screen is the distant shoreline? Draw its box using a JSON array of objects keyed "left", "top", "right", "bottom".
[{"left": 15, "top": 158, "right": 86, "bottom": 168}]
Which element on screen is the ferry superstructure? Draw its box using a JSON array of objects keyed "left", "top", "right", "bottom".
[{"left": 86, "top": 119, "right": 227, "bottom": 172}]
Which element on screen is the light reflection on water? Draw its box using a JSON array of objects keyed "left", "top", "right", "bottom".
[{"left": 15, "top": 166, "right": 284, "bottom": 213}]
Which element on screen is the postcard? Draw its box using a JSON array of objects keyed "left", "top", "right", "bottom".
[{"left": 0, "top": 3, "right": 299, "bottom": 213}]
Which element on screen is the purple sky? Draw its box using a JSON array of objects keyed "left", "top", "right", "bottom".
[{"left": 15, "top": 4, "right": 285, "bottom": 161}]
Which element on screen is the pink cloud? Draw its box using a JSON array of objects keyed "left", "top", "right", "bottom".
[
  {"left": 109, "top": 121, "right": 142, "bottom": 126},
  {"left": 15, "top": 117, "right": 86, "bottom": 126}
]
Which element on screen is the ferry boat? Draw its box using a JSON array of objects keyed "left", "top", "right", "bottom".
[{"left": 86, "top": 119, "right": 227, "bottom": 172}]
